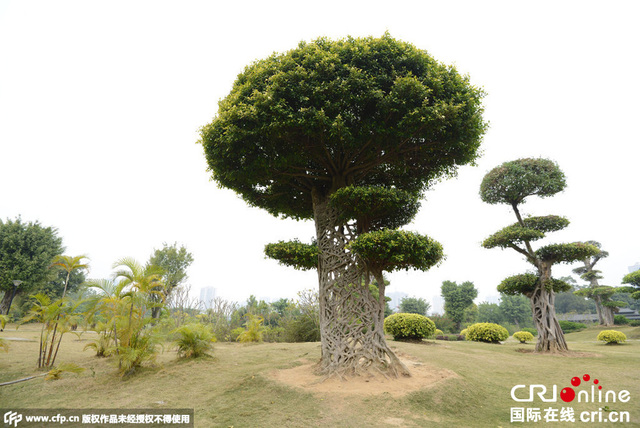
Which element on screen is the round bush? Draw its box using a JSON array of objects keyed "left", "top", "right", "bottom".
[
  {"left": 597, "top": 330, "right": 627, "bottom": 344},
  {"left": 513, "top": 331, "right": 535, "bottom": 343},
  {"left": 466, "top": 323, "right": 509, "bottom": 343},
  {"left": 460, "top": 328, "right": 468, "bottom": 339},
  {"left": 433, "top": 329, "right": 444, "bottom": 338},
  {"left": 384, "top": 313, "right": 436, "bottom": 340}
]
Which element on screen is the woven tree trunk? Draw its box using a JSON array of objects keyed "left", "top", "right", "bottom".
[
  {"left": 312, "top": 192, "right": 409, "bottom": 377},
  {"left": 531, "top": 263, "right": 568, "bottom": 353}
]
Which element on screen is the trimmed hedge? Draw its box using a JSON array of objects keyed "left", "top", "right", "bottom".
[
  {"left": 614, "top": 315, "right": 629, "bottom": 325},
  {"left": 384, "top": 313, "right": 436, "bottom": 340},
  {"left": 513, "top": 331, "right": 535, "bottom": 343},
  {"left": 466, "top": 323, "right": 509, "bottom": 343},
  {"left": 597, "top": 330, "right": 627, "bottom": 344},
  {"left": 558, "top": 320, "right": 588, "bottom": 333}
]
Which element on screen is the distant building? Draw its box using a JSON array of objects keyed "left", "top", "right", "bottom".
[
  {"left": 628, "top": 263, "right": 640, "bottom": 273},
  {"left": 199, "top": 287, "right": 216, "bottom": 309},
  {"left": 387, "top": 291, "right": 408, "bottom": 312},
  {"left": 430, "top": 295, "right": 444, "bottom": 315}
]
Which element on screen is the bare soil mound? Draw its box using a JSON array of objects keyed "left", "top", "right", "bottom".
[{"left": 268, "top": 352, "right": 458, "bottom": 397}]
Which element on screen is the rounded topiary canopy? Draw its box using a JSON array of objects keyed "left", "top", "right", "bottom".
[
  {"left": 264, "top": 240, "right": 318, "bottom": 271},
  {"left": 200, "top": 34, "right": 486, "bottom": 219},
  {"left": 348, "top": 229, "right": 443, "bottom": 272},
  {"left": 480, "top": 158, "right": 566, "bottom": 206},
  {"left": 535, "top": 242, "right": 600, "bottom": 264},
  {"left": 329, "top": 185, "right": 420, "bottom": 230}
]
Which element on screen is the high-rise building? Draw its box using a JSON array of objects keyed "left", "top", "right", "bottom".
[
  {"left": 199, "top": 287, "right": 216, "bottom": 309},
  {"left": 387, "top": 291, "right": 408, "bottom": 312}
]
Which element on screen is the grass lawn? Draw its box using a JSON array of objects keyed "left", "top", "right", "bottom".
[{"left": 1, "top": 324, "right": 639, "bottom": 427}]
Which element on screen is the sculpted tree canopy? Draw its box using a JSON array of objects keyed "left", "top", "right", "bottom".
[
  {"left": 480, "top": 158, "right": 566, "bottom": 208},
  {"left": 329, "top": 186, "right": 421, "bottom": 232},
  {"left": 264, "top": 240, "right": 318, "bottom": 271},
  {"left": 480, "top": 158, "right": 599, "bottom": 353},
  {"left": 621, "top": 270, "right": 640, "bottom": 300},
  {"left": 201, "top": 33, "right": 486, "bottom": 219},
  {"left": 201, "top": 34, "right": 486, "bottom": 376}
]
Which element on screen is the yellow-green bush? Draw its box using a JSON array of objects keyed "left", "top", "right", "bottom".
[
  {"left": 513, "top": 331, "right": 535, "bottom": 343},
  {"left": 597, "top": 330, "right": 627, "bottom": 344},
  {"left": 172, "top": 323, "right": 217, "bottom": 358},
  {"left": 433, "top": 329, "right": 444, "bottom": 338},
  {"left": 384, "top": 313, "right": 436, "bottom": 340},
  {"left": 460, "top": 328, "right": 468, "bottom": 338},
  {"left": 466, "top": 323, "right": 509, "bottom": 343}
]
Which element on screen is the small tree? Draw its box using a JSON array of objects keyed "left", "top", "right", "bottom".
[
  {"left": 148, "top": 243, "right": 194, "bottom": 319},
  {"left": 399, "top": 297, "right": 430, "bottom": 316},
  {"left": 572, "top": 241, "right": 610, "bottom": 325},
  {"left": 440, "top": 280, "right": 478, "bottom": 331},
  {"left": 480, "top": 158, "right": 599, "bottom": 352},
  {"left": 574, "top": 286, "right": 626, "bottom": 326}
]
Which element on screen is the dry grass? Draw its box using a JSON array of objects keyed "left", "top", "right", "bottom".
[{"left": 1, "top": 324, "right": 639, "bottom": 427}]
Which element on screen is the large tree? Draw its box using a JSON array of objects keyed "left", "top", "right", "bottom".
[
  {"left": 201, "top": 34, "right": 486, "bottom": 375},
  {"left": 440, "top": 280, "right": 478, "bottom": 331},
  {"left": 480, "top": 158, "right": 599, "bottom": 352},
  {"left": 0, "top": 217, "right": 64, "bottom": 315}
]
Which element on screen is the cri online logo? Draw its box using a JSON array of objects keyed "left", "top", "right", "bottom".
[{"left": 511, "top": 374, "right": 631, "bottom": 403}]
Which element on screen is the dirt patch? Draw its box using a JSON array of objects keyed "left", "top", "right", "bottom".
[{"left": 268, "top": 353, "right": 458, "bottom": 397}]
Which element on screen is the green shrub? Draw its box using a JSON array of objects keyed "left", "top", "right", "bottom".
[
  {"left": 384, "top": 313, "right": 436, "bottom": 340},
  {"left": 629, "top": 320, "right": 640, "bottom": 327},
  {"left": 614, "top": 315, "right": 629, "bottom": 325},
  {"left": 597, "top": 330, "right": 627, "bottom": 344},
  {"left": 117, "top": 330, "right": 162, "bottom": 376},
  {"left": 237, "top": 314, "right": 265, "bottom": 343},
  {"left": 172, "top": 323, "right": 217, "bottom": 358},
  {"left": 558, "top": 320, "right": 587, "bottom": 333},
  {"left": 280, "top": 316, "right": 321, "bottom": 342},
  {"left": 460, "top": 328, "right": 467, "bottom": 338},
  {"left": 262, "top": 326, "right": 286, "bottom": 343},
  {"left": 429, "top": 314, "right": 456, "bottom": 334},
  {"left": 230, "top": 327, "right": 245, "bottom": 341},
  {"left": 431, "top": 329, "right": 444, "bottom": 338},
  {"left": 513, "top": 331, "right": 535, "bottom": 343},
  {"left": 466, "top": 323, "right": 509, "bottom": 343},
  {"left": 521, "top": 327, "right": 537, "bottom": 336}
]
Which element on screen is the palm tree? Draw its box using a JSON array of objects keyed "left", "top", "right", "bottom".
[
  {"left": 84, "top": 279, "right": 129, "bottom": 356},
  {"left": 21, "top": 293, "right": 81, "bottom": 368},
  {"left": 112, "top": 258, "right": 164, "bottom": 335},
  {"left": 50, "top": 255, "right": 90, "bottom": 298},
  {"left": 110, "top": 258, "right": 164, "bottom": 374}
]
